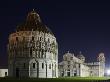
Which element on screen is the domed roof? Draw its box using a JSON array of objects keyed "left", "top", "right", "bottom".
[
  {"left": 77, "top": 51, "right": 85, "bottom": 58},
  {"left": 63, "top": 51, "right": 73, "bottom": 57},
  {"left": 16, "top": 9, "right": 54, "bottom": 35}
]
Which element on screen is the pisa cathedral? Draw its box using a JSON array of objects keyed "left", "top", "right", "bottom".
[
  {"left": 0, "top": 10, "right": 105, "bottom": 78},
  {"left": 59, "top": 51, "right": 105, "bottom": 77}
]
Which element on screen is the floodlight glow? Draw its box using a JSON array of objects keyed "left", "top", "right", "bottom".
[{"left": 107, "top": 70, "right": 110, "bottom": 75}]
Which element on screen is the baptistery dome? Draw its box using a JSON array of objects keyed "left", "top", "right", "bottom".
[
  {"left": 16, "top": 9, "right": 53, "bottom": 35},
  {"left": 8, "top": 10, "right": 58, "bottom": 78}
]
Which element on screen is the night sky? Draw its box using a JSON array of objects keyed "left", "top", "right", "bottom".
[{"left": 0, "top": 1, "right": 110, "bottom": 68}]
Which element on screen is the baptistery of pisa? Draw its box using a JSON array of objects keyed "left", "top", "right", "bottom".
[{"left": 8, "top": 10, "right": 58, "bottom": 78}]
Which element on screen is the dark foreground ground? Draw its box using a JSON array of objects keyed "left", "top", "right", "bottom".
[{"left": 0, "top": 77, "right": 110, "bottom": 82}]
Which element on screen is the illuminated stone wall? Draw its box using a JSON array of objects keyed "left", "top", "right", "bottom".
[
  {"left": 8, "top": 10, "right": 58, "bottom": 78},
  {"left": 58, "top": 52, "right": 105, "bottom": 77},
  {"left": 58, "top": 52, "right": 89, "bottom": 77},
  {"left": 0, "top": 69, "right": 8, "bottom": 77}
]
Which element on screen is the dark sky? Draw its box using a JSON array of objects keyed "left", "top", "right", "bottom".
[{"left": 0, "top": 0, "right": 110, "bottom": 68}]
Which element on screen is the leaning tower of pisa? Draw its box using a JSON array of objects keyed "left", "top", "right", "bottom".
[{"left": 97, "top": 52, "right": 105, "bottom": 77}]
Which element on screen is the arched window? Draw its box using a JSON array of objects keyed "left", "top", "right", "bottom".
[
  {"left": 41, "top": 50, "right": 44, "bottom": 58},
  {"left": 5, "top": 72, "right": 7, "bottom": 76},
  {"left": 30, "top": 48, "right": 32, "bottom": 56},
  {"left": 42, "top": 63, "right": 44, "bottom": 69},
  {"left": 49, "top": 64, "right": 51, "bottom": 69},
  {"left": 24, "top": 63, "right": 26, "bottom": 68},
  {"left": 79, "top": 64, "right": 80, "bottom": 68},
  {"left": 32, "top": 36, "right": 34, "bottom": 41},
  {"left": 40, "top": 37, "right": 42, "bottom": 41},
  {"left": 33, "top": 63, "right": 35, "bottom": 68},
  {"left": 71, "top": 57, "right": 73, "bottom": 60},
  {"left": 16, "top": 37, "right": 18, "bottom": 41},
  {"left": 48, "top": 38, "right": 50, "bottom": 43}
]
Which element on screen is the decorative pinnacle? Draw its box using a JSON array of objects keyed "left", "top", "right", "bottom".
[
  {"left": 79, "top": 51, "right": 82, "bottom": 54},
  {"left": 67, "top": 51, "right": 69, "bottom": 53},
  {"left": 32, "top": 9, "right": 35, "bottom": 11}
]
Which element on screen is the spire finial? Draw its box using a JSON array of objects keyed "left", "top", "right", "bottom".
[
  {"left": 33, "top": 9, "right": 35, "bottom": 11},
  {"left": 79, "top": 51, "right": 82, "bottom": 54}
]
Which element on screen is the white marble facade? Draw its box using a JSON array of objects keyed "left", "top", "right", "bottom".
[
  {"left": 59, "top": 52, "right": 105, "bottom": 77},
  {"left": 8, "top": 10, "right": 58, "bottom": 78},
  {"left": 0, "top": 69, "right": 8, "bottom": 77}
]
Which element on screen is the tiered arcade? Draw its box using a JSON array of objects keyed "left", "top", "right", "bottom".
[{"left": 8, "top": 10, "right": 58, "bottom": 78}]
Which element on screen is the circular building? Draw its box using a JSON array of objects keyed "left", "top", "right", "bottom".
[{"left": 8, "top": 10, "right": 58, "bottom": 78}]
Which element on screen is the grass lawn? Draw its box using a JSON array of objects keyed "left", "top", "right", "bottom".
[{"left": 0, "top": 77, "right": 109, "bottom": 82}]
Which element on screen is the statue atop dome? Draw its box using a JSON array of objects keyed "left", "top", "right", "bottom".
[{"left": 26, "top": 9, "right": 41, "bottom": 22}]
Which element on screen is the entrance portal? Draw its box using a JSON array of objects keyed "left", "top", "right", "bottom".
[
  {"left": 16, "top": 68, "right": 19, "bottom": 78},
  {"left": 67, "top": 72, "right": 70, "bottom": 76},
  {"left": 74, "top": 73, "right": 77, "bottom": 76}
]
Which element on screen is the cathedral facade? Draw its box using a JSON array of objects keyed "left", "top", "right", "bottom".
[
  {"left": 58, "top": 52, "right": 105, "bottom": 77},
  {"left": 8, "top": 10, "right": 58, "bottom": 78}
]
